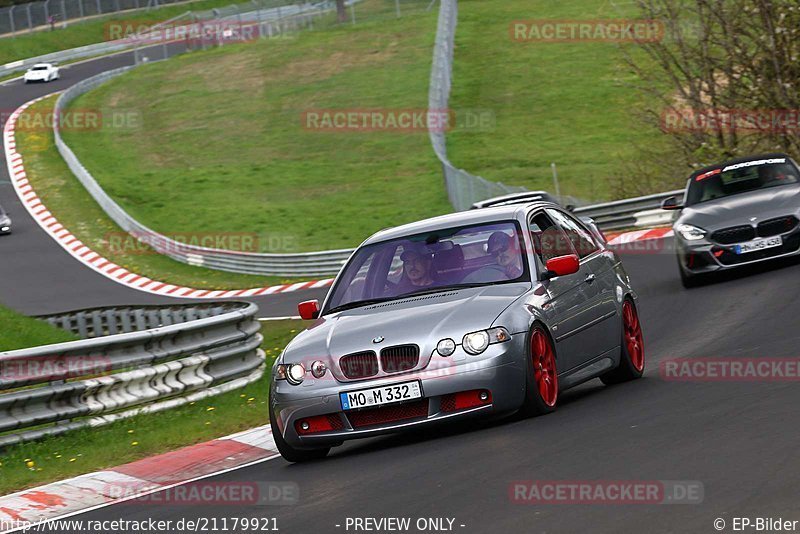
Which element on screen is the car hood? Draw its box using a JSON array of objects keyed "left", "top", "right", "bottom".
[
  {"left": 282, "top": 283, "right": 530, "bottom": 373},
  {"left": 0, "top": 215, "right": 10, "bottom": 226},
  {"left": 678, "top": 184, "right": 800, "bottom": 231}
]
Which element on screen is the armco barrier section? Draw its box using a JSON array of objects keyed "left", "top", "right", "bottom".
[{"left": 0, "top": 301, "right": 264, "bottom": 448}]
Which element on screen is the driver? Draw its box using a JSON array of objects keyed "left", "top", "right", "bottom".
[
  {"left": 398, "top": 243, "right": 435, "bottom": 290},
  {"left": 487, "top": 231, "right": 524, "bottom": 279}
]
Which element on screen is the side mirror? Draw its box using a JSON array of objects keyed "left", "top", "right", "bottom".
[
  {"left": 544, "top": 254, "right": 580, "bottom": 279},
  {"left": 298, "top": 300, "right": 320, "bottom": 320},
  {"left": 661, "top": 196, "right": 683, "bottom": 210}
]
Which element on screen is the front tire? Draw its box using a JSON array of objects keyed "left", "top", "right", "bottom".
[
  {"left": 269, "top": 401, "right": 330, "bottom": 463},
  {"left": 518, "top": 326, "right": 558, "bottom": 417},
  {"left": 601, "top": 299, "right": 645, "bottom": 385}
]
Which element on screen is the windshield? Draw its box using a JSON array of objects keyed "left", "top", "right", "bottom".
[
  {"left": 324, "top": 221, "right": 529, "bottom": 314},
  {"left": 31, "top": 66, "right": 49, "bottom": 71},
  {"left": 686, "top": 159, "right": 800, "bottom": 206}
]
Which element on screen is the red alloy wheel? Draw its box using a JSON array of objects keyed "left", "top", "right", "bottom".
[
  {"left": 623, "top": 300, "right": 645, "bottom": 372},
  {"left": 531, "top": 329, "right": 558, "bottom": 407}
]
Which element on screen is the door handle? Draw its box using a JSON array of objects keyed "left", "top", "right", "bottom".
[{"left": 584, "top": 274, "right": 596, "bottom": 284}]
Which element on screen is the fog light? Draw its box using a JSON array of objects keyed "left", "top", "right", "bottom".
[
  {"left": 300, "top": 421, "right": 310, "bottom": 431},
  {"left": 479, "top": 391, "right": 489, "bottom": 401}
]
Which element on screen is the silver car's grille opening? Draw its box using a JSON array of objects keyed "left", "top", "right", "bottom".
[
  {"left": 380, "top": 345, "right": 420, "bottom": 374},
  {"left": 711, "top": 225, "right": 756, "bottom": 245},
  {"left": 340, "top": 351, "right": 379, "bottom": 379},
  {"left": 757, "top": 216, "right": 798, "bottom": 238}
]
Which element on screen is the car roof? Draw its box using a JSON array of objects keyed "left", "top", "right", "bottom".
[
  {"left": 690, "top": 152, "right": 794, "bottom": 180},
  {"left": 362, "top": 201, "right": 557, "bottom": 245}
]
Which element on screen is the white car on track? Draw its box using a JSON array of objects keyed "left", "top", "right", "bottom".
[{"left": 23, "top": 63, "right": 60, "bottom": 83}]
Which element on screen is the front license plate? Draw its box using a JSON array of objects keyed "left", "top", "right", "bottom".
[
  {"left": 340, "top": 381, "right": 422, "bottom": 411},
  {"left": 733, "top": 236, "right": 782, "bottom": 255}
]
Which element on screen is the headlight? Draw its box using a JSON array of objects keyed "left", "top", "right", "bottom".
[
  {"left": 462, "top": 327, "right": 512, "bottom": 355},
  {"left": 277, "top": 363, "right": 306, "bottom": 385},
  {"left": 676, "top": 224, "right": 706, "bottom": 241},
  {"left": 311, "top": 360, "right": 327, "bottom": 378},
  {"left": 463, "top": 331, "right": 490, "bottom": 355},
  {"left": 436, "top": 338, "right": 456, "bottom": 356}
]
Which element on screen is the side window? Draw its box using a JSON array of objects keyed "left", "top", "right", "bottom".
[
  {"left": 546, "top": 209, "right": 599, "bottom": 259},
  {"left": 529, "top": 212, "right": 575, "bottom": 264}
]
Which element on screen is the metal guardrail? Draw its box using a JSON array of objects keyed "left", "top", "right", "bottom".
[
  {"left": 573, "top": 189, "right": 684, "bottom": 231},
  {"left": 0, "top": 301, "right": 264, "bottom": 448}
]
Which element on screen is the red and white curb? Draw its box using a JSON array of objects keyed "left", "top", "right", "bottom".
[
  {"left": 0, "top": 425, "right": 279, "bottom": 532},
  {"left": 2, "top": 95, "right": 333, "bottom": 299},
  {"left": 605, "top": 227, "right": 673, "bottom": 245}
]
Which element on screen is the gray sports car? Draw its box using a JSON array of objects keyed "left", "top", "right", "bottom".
[
  {"left": 270, "top": 201, "right": 644, "bottom": 462},
  {"left": 662, "top": 153, "right": 800, "bottom": 287}
]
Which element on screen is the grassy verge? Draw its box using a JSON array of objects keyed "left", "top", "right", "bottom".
[
  {"left": 16, "top": 97, "right": 308, "bottom": 289},
  {"left": 447, "top": 0, "right": 666, "bottom": 203},
  {"left": 0, "top": 318, "right": 304, "bottom": 495},
  {"left": 0, "top": 304, "right": 79, "bottom": 351},
  {"left": 0, "top": 0, "right": 274, "bottom": 65},
  {"left": 62, "top": 0, "right": 452, "bottom": 253}
]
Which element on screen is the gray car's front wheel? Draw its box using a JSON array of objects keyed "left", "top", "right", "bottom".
[{"left": 518, "top": 326, "right": 558, "bottom": 417}]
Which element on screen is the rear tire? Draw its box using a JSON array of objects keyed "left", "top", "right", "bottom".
[
  {"left": 269, "top": 399, "right": 330, "bottom": 463},
  {"left": 601, "top": 299, "right": 645, "bottom": 385},
  {"left": 518, "top": 326, "right": 558, "bottom": 417}
]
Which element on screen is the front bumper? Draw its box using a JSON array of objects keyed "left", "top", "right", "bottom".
[
  {"left": 270, "top": 333, "right": 527, "bottom": 448},
  {"left": 676, "top": 227, "right": 800, "bottom": 274}
]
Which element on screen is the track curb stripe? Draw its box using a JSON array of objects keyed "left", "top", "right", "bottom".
[
  {"left": 0, "top": 425, "right": 279, "bottom": 528},
  {"left": 3, "top": 95, "right": 333, "bottom": 300}
]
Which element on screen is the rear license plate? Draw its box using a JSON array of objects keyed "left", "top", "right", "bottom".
[
  {"left": 340, "top": 381, "right": 422, "bottom": 410},
  {"left": 733, "top": 236, "right": 782, "bottom": 254}
]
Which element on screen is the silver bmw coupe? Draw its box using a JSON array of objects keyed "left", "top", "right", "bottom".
[{"left": 270, "top": 200, "right": 644, "bottom": 462}]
